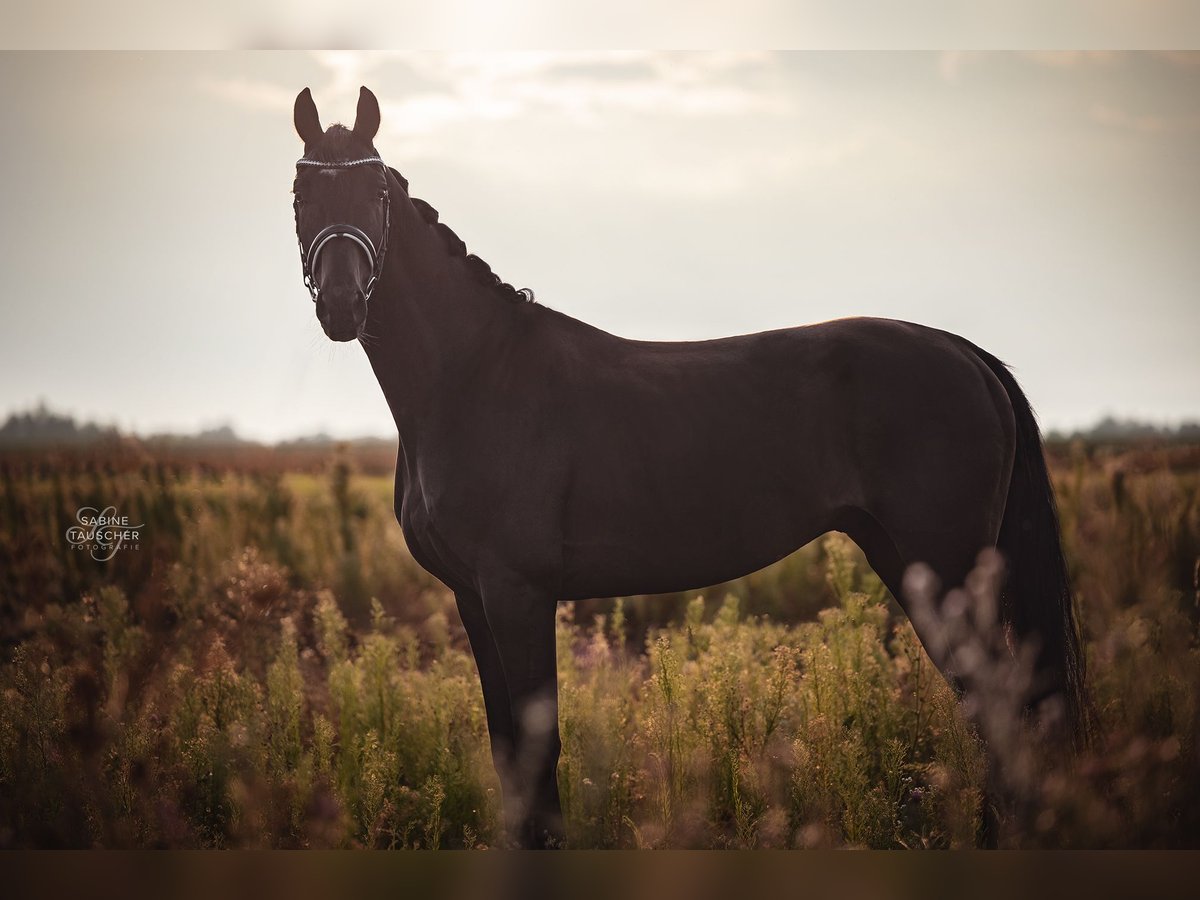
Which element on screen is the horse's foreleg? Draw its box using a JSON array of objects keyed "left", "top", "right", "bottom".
[
  {"left": 479, "top": 578, "right": 564, "bottom": 849},
  {"left": 454, "top": 590, "right": 521, "bottom": 835}
]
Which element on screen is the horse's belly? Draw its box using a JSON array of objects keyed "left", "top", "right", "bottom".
[{"left": 558, "top": 490, "right": 831, "bottom": 600}]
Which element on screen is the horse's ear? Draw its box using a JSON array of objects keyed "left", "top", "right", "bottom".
[
  {"left": 294, "top": 88, "right": 323, "bottom": 146},
  {"left": 353, "top": 86, "right": 380, "bottom": 143}
]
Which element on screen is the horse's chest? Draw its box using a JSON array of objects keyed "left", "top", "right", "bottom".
[{"left": 394, "top": 479, "right": 474, "bottom": 589}]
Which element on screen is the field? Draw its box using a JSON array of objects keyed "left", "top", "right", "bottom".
[{"left": 0, "top": 438, "right": 1197, "bottom": 848}]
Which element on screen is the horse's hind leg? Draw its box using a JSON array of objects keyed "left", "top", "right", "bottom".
[
  {"left": 839, "top": 504, "right": 1007, "bottom": 846},
  {"left": 836, "top": 505, "right": 972, "bottom": 695},
  {"left": 890, "top": 515, "right": 1011, "bottom": 844}
]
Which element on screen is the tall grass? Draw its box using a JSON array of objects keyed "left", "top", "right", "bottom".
[{"left": 0, "top": 441, "right": 1196, "bottom": 847}]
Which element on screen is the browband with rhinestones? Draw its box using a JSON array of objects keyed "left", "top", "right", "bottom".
[{"left": 296, "top": 157, "right": 385, "bottom": 168}]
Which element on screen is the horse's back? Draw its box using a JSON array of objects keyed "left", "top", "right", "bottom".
[{"left": 566, "top": 315, "right": 1012, "bottom": 453}]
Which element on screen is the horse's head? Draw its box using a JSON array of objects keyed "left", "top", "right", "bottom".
[{"left": 292, "top": 86, "right": 391, "bottom": 342}]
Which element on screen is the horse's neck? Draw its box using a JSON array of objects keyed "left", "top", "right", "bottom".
[{"left": 360, "top": 221, "right": 514, "bottom": 445}]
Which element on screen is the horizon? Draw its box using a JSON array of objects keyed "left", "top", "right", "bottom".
[
  {"left": 2, "top": 51, "right": 1198, "bottom": 440},
  {"left": 4, "top": 399, "right": 1197, "bottom": 446}
]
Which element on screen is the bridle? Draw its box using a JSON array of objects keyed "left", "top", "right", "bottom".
[{"left": 294, "top": 156, "right": 391, "bottom": 304}]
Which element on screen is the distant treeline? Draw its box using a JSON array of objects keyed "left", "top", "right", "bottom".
[
  {"left": 2, "top": 403, "right": 1198, "bottom": 449},
  {"left": 0, "top": 404, "right": 121, "bottom": 445},
  {"left": 0, "top": 404, "right": 391, "bottom": 450},
  {"left": 1045, "top": 415, "right": 1200, "bottom": 444}
]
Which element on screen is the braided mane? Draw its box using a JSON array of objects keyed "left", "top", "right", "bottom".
[{"left": 405, "top": 193, "right": 535, "bottom": 305}]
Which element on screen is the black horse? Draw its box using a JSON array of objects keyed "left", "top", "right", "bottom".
[{"left": 291, "top": 86, "right": 1087, "bottom": 848}]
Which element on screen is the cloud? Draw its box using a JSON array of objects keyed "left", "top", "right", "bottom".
[
  {"left": 197, "top": 75, "right": 296, "bottom": 111},
  {"left": 1090, "top": 102, "right": 1200, "bottom": 135},
  {"left": 937, "top": 50, "right": 985, "bottom": 82},
  {"left": 624, "top": 133, "right": 874, "bottom": 197},
  {"left": 362, "top": 52, "right": 879, "bottom": 197},
  {"left": 374, "top": 51, "right": 790, "bottom": 135},
  {"left": 311, "top": 51, "right": 374, "bottom": 97},
  {"left": 938, "top": 49, "right": 1125, "bottom": 81},
  {"left": 200, "top": 52, "right": 790, "bottom": 135},
  {"left": 1021, "top": 50, "right": 1124, "bottom": 69},
  {"left": 1154, "top": 50, "right": 1200, "bottom": 68}
]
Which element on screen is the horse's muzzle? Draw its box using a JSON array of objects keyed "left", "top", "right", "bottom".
[{"left": 316, "top": 286, "right": 367, "bottom": 342}]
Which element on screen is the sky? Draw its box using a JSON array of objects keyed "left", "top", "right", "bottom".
[{"left": 0, "top": 51, "right": 1197, "bottom": 441}]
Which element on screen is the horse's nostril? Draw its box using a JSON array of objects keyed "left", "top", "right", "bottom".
[
  {"left": 315, "top": 297, "right": 328, "bottom": 320},
  {"left": 353, "top": 293, "right": 367, "bottom": 320}
]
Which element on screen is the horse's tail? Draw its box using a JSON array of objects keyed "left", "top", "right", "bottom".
[{"left": 969, "top": 345, "right": 1092, "bottom": 749}]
